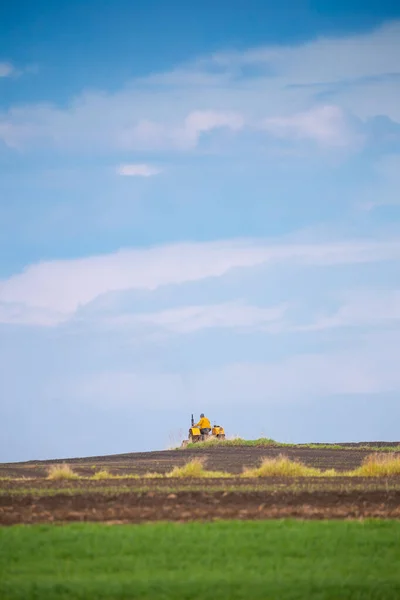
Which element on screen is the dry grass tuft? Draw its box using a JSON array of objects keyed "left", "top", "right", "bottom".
[
  {"left": 91, "top": 469, "right": 116, "bottom": 480},
  {"left": 242, "top": 454, "right": 336, "bottom": 478},
  {"left": 0, "top": 476, "right": 34, "bottom": 482},
  {"left": 167, "top": 457, "right": 231, "bottom": 478},
  {"left": 47, "top": 464, "right": 80, "bottom": 480},
  {"left": 90, "top": 471, "right": 163, "bottom": 480},
  {"left": 351, "top": 453, "right": 400, "bottom": 477}
]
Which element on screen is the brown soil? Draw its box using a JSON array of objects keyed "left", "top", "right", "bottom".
[
  {"left": 1, "top": 476, "right": 399, "bottom": 492},
  {"left": 2, "top": 444, "right": 400, "bottom": 525},
  {"left": 1, "top": 444, "right": 396, "bottom": 478},
  {"left": 1, "top": 488, "right": 399, "bottom": 525}
]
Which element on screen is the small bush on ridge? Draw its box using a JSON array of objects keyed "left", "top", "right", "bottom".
[
  {"left": 143, "top": 472, "right": 164, "bottom": 479},
  {"left": 167, "top": 457, "right": 231, "bottom": 478},
  {"left": 242, "top": 454, "right": 336, "bottom": 478},
  {"left": 352, "top": 453, "right": 400, "bottom": 477},
  {"left": 91, "top": 469, "right": 115, "bottom": 480},
  {"left": 47, "top": 464, "right": 79, "bottom": 480}
]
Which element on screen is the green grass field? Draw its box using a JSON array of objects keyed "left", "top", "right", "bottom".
[{"left": 1, "top": 520, "right": 400, "bottom": 599}]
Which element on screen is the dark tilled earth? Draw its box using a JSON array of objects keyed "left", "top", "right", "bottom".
[
  {"left": 2, "top": 443, "right": 397, "bottom": 478},
  {"left": 1, "top": 488, "right": 400, "bottom": 525},
  {"left": 1, "top": 443, "right": 400, "bottom": 524}
]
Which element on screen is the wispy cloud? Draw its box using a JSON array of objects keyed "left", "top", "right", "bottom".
[
  {"left": 183, "top": 110, "right": 244, "bottom": 145},
  {"left": 65, "top": 329, "right": 400, "bottom": 411},
  {"left": 1, "top": 235, "right": 400, "bottom": 326},
  {"left": 0, "top": 62, "right": 15, "bottom": 77},
  {"left": 0, "top": 302, "right": 67, "bottom": 327},
  {"left": 208, "top": 20, "right": 400, "bottom": 85},
  {"left": 262, "top": 105, "right": 361, "bottom": 148},
  {"left": 0, "top": 21, "right": 399, "bottom": 153},
  {"left": 116, "top": 163, "right": 161, "bottom": 177},
  {"left": 101, "top": 301, "right": 288, "bottom": 334},
  {"left": 360, "top": 154, "right": 400, "bottom": 210},
  {"left": 0, "top": 61, "right": 39, "bottom": 79},
  {"left": 296, "top": 290, "right": 400, "bottom": 332}
]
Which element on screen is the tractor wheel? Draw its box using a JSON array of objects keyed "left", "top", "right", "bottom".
[{"left": 217, "top": 434, "right": 226, "bottom": 440}]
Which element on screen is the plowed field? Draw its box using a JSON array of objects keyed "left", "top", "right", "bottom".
[
  {"left": 2, "top": 488, "right": 400, "bottom": 525},
  {"left": 1, "top": 443, "right": 395, "bottom": 478},
  {"left": 1, "top": 443, "right": 400, "bottom": 524}
]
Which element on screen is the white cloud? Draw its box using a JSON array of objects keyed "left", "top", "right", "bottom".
[
  {"left": 0, "top": 105, "right": 246, "bottom": 152},
  {"left": 105, "top": 301, "right": 287, "bottom": 334},
  {"left": 262, "top": 105, "right": 360, "bottom": 148},
  {"left": 118, "top": 110, "right": 244, "bottom": 151},
  {"left": 183, "top": 110, "right": 244, "bottom": 144},
  {"left": 297, "top": 290, "right": 400, "bottom": 332},
  {"left": 0, "top": 21, "right": 399, "bottom": 152},
  {"left": 116, "top": 163, "right": 161, "bottom": 177},
  {"left": 360, "top": 154, "right": 400, "bottom": 210},
  {"left": 210, "top": 20, "right": 400, "bottom": 85},
  {"left": 1, "top": 236, "right": 400, "bottom": 325},
  {"left": 93, "top": 290, "right": 400, "bottom": 338},
  {"left": 116, "top": 110, "right": 244, "bottom": 151},
  {"left": 198, "top": 348, "right": 400, "bottom": 403},
  {"left": 65, "top": 329, "right": 400, "bottom": 410},
  {"left": 0, "top": 302, "right": 67, "bottom": 327},
  {"left": 0, "top": 62, "right": 15, "bottom": 77},
  {"left": 0, "top": 61, "right": 38, "bottom": 79}
]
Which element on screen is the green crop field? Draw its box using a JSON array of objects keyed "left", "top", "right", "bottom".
[{"left": 1, "top": 520, "right": 400, "bottom": 599}]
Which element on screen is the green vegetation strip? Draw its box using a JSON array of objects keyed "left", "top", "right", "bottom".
[
  {"left": 3, "top": 480, "right": 400, "bottom": 496},
  {"left": 185, "top": 438, "right": 400, "bottom": 451},
  {"left": 1, "top": 521, "right": 400, "bottom": 599}
]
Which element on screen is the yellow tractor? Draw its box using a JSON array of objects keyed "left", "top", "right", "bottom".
[{"left": 181, "top": 414, "right": 226, "bottom": 447}]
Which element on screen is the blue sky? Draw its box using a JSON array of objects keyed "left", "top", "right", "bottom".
[{"left": 1, "top": 1, "right": 400, "bottom": 461}]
